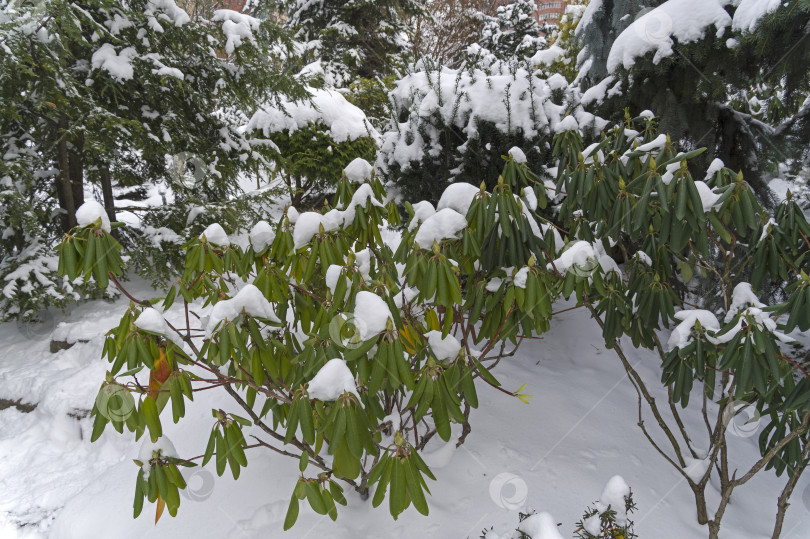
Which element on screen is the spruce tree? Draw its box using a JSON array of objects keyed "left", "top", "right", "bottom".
[
  {"left": 0, "top": 0, "right": 304, "bottom": 319},
  {"left": 286, "top": 0, "right": 424, "bottom": 86},
  {"left": 574, "top": 0, "right": 810, "bottom": 200}
]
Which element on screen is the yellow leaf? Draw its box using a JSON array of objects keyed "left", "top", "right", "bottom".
[
  {"left": 155, "top": 495, "right": 165, "bottom": 524},
  {"left": 517, "top": 394, "right": 532, "bottom": 405}
]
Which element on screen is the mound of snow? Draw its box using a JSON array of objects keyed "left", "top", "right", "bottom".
[
  {"left": 607, "top": 0, "right": 731, "bottom": 72},
  {"left": 199, "top": 223, "right": 230, "bottom": 245},
  {"left": 249, "top": 221, "right": 275, "bottom": 251},
  {"left": 353, "top": 291, "right": 392, "bottom": 341},
  {"left": 246, "top": 88, "right": 377, "bottom": 143},
  {"left": 414, "top": 208, "right": 468, "bottom": 249},
  {"left": 75, "top": 201, "right": 111, "bottom": 233},
  {"left": 426, "top": 331, "right": 461, "bottom": 362},
  {"left": 206, "top": 285, "right": 280, "bottom": 336},
  {"left": 134, "top": 308, "right": 184, "bottom": 348},
  {"left": 307, "top": 358, "right": 359, "bottom": 401},
  {"left": 436, "top": 183, "right": 480, "bottom": 217},
  {"left": 343, "top": 158, "right": 374, "bottom": 183}
]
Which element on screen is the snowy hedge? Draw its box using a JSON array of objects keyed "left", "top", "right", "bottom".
[{"left": 377, "top": 58, "right": 607, "bottom": 203}]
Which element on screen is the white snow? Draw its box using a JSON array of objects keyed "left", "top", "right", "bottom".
[
  {"left": 508, "top": 147, "right": 527, "bottom": 164},
  {"left": 514, "top": 267, "right": 530, "bottom": 289},
  {"left": 436, "top": 183, "right": 481, "bottom": 217},
  {"left": 75, "top": 201, "right": 111, "bottom": 232},
  {"left": 353, "top": 291, "right": 393, "bottom": 341},
  {"left": 607, "top": 0, "right": 731, "bottom": 72},
  {"left": 581, "top": 76, "right": 616, "bottom": 107},
  {"left": 137, "top": 436, "right": 179, "bottom": 474},
  {"left": 134, "top": 307, "right": 184, "bottom": 349},
  {"left": 693, "top": 181, "right": 721, "bottom": 212},
  {"left": 548, "top": 241, "right": 597, "bottom": 273},
  {"left": 555, "top": 116, "right": 579, "bottom": 134},
  {"left": 325, "top": 265, "right": 342, "bottom": 294},
  {"left": 667, "top": 309, "right": 721, "bottom": 351},
  {"left": 531, "top": 44, "right": 565, "bottom": 67},
  {"left": 596, "top": 475, "right": 632, "bottom": 526},
  {"left": 246, "top": 88, "right": 376, "bottom": 144},
  {"left": 684, "top": 457, "right": 710, "bottom": 483},
  {"left": 759, "top": 217, "right": 778, "bottom": 243},
  {"left": 414, "top": 208, "right": 468, "bottom": 249},
  {"left": 705, "top": 158, "right": 725, "bottom": 179},
  {"left": 205, "top": 284, "right": 280, "bottom": 337},
  {"left": 636, "top": 134, "right": 667, "bottom": 153},
  {"left": 292, "top": 211, "right": 338, "bottom": 250},
  {"left": 523, "top": 187, "right": 538, "bottom": 212},
  {"left": 732, "top": 0, "right": 781, "bottom": 33},
  {"left": 90, "top": 44, "right": 136, "bottom": 82},
  {"left": 306, "top": 359, "right": 359, "bottom": 401},
  {"left": 212, "top": 10, "right": 260, "bottom": 55},
  {"left": 408, "top": 201, "right": 436, "bottom": 231},
  {"left": 516, "top": 512, "right": 565, "bottom": 539},
  {"left": 633, "top": 251, "right": 652, "bottom": 266},
  {"left": 249, "top": 221, "right": 275, "bottom": 251},
  {"left": 343, "top": 158, "right": 374, "bottom": 183},
  {"left": 199, "top": 223, "right": 229, "bottom": 245},
  {"left": 724, "top": 282, "right": 765, "bottom": 323},
  {"left": 426, "top": 330, "right": 462, "bottom": 362}
]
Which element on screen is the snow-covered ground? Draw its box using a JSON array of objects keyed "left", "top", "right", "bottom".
[{"left": 1, "top": 282, "right": 809, "bottom": 538}]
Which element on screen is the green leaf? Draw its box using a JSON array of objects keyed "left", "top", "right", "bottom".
[
  {"left": 284, "top": 494, "right": 299, "bottom": 530},
  {"left": 142, "top": 396, "right": 162, "bottom": 442}
]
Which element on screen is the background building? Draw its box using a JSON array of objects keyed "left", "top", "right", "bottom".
[{"left": 534, "top": 1, "right": 567, "bottom": 25}]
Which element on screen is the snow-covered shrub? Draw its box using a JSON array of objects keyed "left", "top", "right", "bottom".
[
  {"left": 245, "top": 88, "right": 378, "bottom": 205},
  {"left": 59, "top": 114, "right": 810, "bottom": 537},
  {"left": 0, "top": 240, "right": 80, "bottom": 321},
  {"left": 574, "top": 476, "right": 637, "bottom": 539},
  {"left": 479, "top": 0, "right": 546, "bottom": 61},
  {"left": 378, "top": 58, "right": 605, "bottom": 203},
  {"left": 345, "top": 75, "right": 398, "bottom": 130},
  {"left": 63, "top": 154, "right": 555, "bottom": 525},
  {"left": 477, "top": 476, "right": 636, "bottom": 539},
  {"left": 573, "top": 0, "right": 810, "bottom": 200}
]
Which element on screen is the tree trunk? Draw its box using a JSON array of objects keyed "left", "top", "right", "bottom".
[
  {"left": 68, "top": 132, "right": 84, "bottom": 208},
  {"left": 56, "top": 118, "right": 77, "bottom": 231},
  {"left": 100, "top": 165, "right": 116, "bottom": 223}
]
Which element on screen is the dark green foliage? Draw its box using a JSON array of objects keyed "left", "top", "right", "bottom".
[
  {"left": 0, "top": 0, "right": 304, "bottom": 319},
  {"left": 479, "top": 0, "right": 546, "bottom": 60},
  {"left": 378, "top": 60, "right": 592, "bottom": 205},
  {"left": 286, "top": 0, "right": 424, "bottom": 86},
  {"left": 269, "top": 124, "right": 377, "bottom": 206},
  {"left": 576, "top": 0, "right": 810, "bottom": 202}
]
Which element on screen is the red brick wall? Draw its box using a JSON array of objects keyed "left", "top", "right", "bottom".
[
  {"left": 534, "top": 0, "right": 566, "bottom": 25},
  {"left": 218, "top": 0, "right": 247, "bottom": 11}
]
